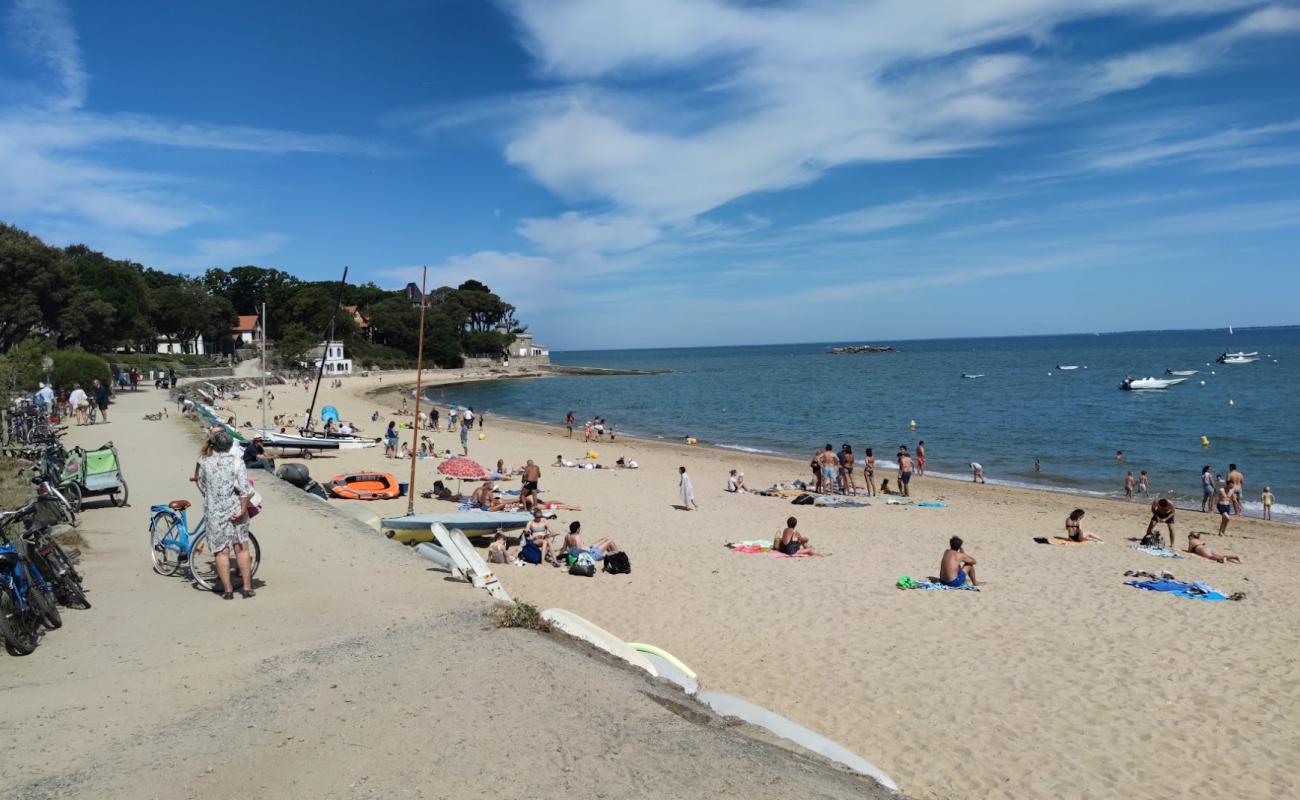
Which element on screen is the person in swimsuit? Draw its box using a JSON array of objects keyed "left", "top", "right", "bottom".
[
  {"left": 810, "top": 453, "right": 823, "bottom": 493},
  {"left": 469, "top": 481, "right": 496, "bottom": 509},
  {"left": 563, "top": 520, "right": 620, "bottom": 563},
  {"left": 1226, "top": 464, "right": 1244, "bottom": 515},
  {"left": 1124, "top": 471, "right": 1135, "bottom": 500},
  {"left": 819, "top": 444, "right": 839, "bottom": 495},
  {"left": 1138, "top": 470, "right": 1149, "bottom": 497},
  {"left": 915, "top": 441, "right": 926, "bottom": 478},
  {"left": 863, "top": 448, "right": 876, "bottom": 496},
  {"left": 840, "top": 444, "right": 856, "bottom": 495},
  {"left": 939, "top": 536, "right": 978, "bottom": 587},
  {"left": 1186, "top": 532, "right": 1241, "bottom": 563},
  {"left": 519, "top": 508, "right": 559, "bottom": 566},
  {"left": 970, "top": 462, "right": 985, "bottom": 484},
  {"left": 1147, "top": 498, "right": 1178, "bottom": 547},
  {"left": 1261, "top": 487, "right": 1274, "bottom": 521},
  {"left": 1065, "top": 508, "right": 1103, "bottom": 542},
  {"left": 1200, "top": 465, "right": 1214, "bottom": 512},
  {"left": 897, "top": 448, "right": 913, "bottom": 497},
  {"left": 777, "top": 516, "right": 814, "bottom": 556},
  {"left": 521, "top": 460, "right": 542, "bottom": 508},
  {"left": 565, "top": 411, "right": 575, "bottom": 438},
  {"left": 1214, "top": 486, "right": 1232, "bottom": 535},
  {"left": 487, "top": 532, "right": 514, "bottom": 564}
]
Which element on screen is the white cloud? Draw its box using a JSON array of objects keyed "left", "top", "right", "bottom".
[{"left": 6, "top": 0, "right": 87, "bottom": 110}]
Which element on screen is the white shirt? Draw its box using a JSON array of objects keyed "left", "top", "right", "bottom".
[
  {"left": 68, "top": 388, "right": 87, "bottom": 407},
  {"left": 463, "top": 409, "right": 474, "bottom": 421}
]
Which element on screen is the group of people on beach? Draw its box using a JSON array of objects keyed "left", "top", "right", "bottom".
[{"left": 564, "top": 411, "right": 616, "bottom": 442}]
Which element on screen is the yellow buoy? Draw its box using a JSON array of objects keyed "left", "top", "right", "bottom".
[
  {"left": 587, "top": 450, "right": 599, "bottom": 459},
  {"left": 1201, "top": 436, "right": 1210, "bottom": 447}
]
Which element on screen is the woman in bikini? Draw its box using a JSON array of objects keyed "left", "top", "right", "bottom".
[
  {"left": 1065, "top": 508, "right": 1103, "bottom": 542},
  {"left": 1186, "top": 532, "right": 1241, "bottom": 563},
  {"left": 519, "top": 509, "right": 560, "bottom": 566},
  {"left": 863, "top": 447, "right": 876, "bottom": 496},
  {"left": 1214, "top": 486, "right": 1233, "bottom": 535},
  {"left": 840, "top": 444, "right": 856, "bottom": 495}
]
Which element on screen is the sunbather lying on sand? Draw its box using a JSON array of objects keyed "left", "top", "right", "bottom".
[
  {"left": 554, "top": 455, "right": 578, "bottom": 467},
  {"left": 1065, "top": 509, "right": 1104, "bottom": 542},
  {"left": 564, "top": 521, "right": 620, "bottom": 562},
  {"left": 1186, "top": 532, "right": 1241, "bottom": 563},
  {"left": 940, "top": 536, "right": 979, "bottom": 587}
]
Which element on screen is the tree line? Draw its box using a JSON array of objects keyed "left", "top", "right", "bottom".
[{"left": 0, "top": 222, "right": 524, "bottom": 372}]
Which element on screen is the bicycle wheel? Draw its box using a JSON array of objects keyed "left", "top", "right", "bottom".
[
  {"left": 47, "top": 545, "right": 90, "bottom": 609},
  {"left": 149, "top": 514, "right": 183, "bottom": 577},
  {"left": 189, "top": 532, "right": 260, "bottom": 592},
  {"left": 0, "top": 584, "right": 37, "bottom": 655},
  {"left": 63, "top": 483, "right": 82, "bottom": 513},
  {"left": 27, "top": 570, "right": 62, "bottom": 630},
  {"left": 110, "top": 480, "right": 128, "bottom": 507}
]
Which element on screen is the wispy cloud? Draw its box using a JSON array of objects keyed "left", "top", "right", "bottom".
[{"left": 6, "top": 0, "right": 87, "bottom": 110}]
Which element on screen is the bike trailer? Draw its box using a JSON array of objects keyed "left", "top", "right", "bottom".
[{"left": 82, "top": 444, "right": 123, "bottom": 491}]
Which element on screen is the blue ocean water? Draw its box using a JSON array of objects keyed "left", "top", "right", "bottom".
[{"left": 433, "top": 328, "right": 1299, "bottom": 521}]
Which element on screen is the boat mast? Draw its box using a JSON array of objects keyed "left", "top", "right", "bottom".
[
  {"left": 406, "top": 266, "right": 428, "bottom": 516},
  {"left": 260, "top": 301, "right": 268, "bottom": 432},
  {"left": 304, "top": 266, "right": 349, "bottom": 432}
]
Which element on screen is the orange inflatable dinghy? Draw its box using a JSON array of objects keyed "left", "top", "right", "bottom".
[{"left": 328, "top": 472, "right": 402, "bottom": 500}]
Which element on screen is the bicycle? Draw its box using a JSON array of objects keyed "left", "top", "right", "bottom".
[
  {"left": 4, "top": 501, "right": 88, "bottom": 610},
  {"left": 148, "top": 499, "right": 260, "bottom": 592},
  {"left": 0, "top": 506, "right": 62, "bottom": 655}
]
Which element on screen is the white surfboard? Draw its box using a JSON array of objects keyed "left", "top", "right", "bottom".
[
  {"left": 431, "top": 523, "right": 513, "bottom": 604},
  {"left": 695, "top": 690, "right": 898, "bottom": 791},
  {"left": 541, "top": 608, "right": 658, "bottom": 677},
  {"left": 628, "top": 643, "right": 698, "bottom": 694}
]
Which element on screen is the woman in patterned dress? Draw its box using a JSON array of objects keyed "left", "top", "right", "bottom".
[{"left": 197, "top": 431, "right": 255, "bottom": 599}]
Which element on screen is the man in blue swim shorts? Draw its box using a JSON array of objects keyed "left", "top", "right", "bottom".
[{"left": 939, "top": 536, "right": 979, "bottom": 587}]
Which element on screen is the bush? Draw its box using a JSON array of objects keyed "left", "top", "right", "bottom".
[
  {"left": 492, "top": 601, "right": 549, "bottom": 631},
  {"left": 51, "top": 350, "right": 111, "bottom": 391}
]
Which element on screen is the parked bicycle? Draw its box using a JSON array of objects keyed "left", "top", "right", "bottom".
[
  {"left": 148, "top": 499, "right": 260, "bottom": 591},
  {"left": 0, "top": 504, "right": 62, "bottom": 656}
]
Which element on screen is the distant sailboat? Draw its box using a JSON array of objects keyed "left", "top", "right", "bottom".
[{"left": 1228, "top": 324, "right": 1234, "bottom": 335}]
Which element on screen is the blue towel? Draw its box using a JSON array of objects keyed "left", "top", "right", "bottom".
[
  {"left": 915, "top": 501, "right": 946, "bottom": 508},
  {"left": 914, "top": 580, "right": 980, "bottom": 592},
  {"left": 1126, "top": 579, "right": 1226, "bottom": 601}
]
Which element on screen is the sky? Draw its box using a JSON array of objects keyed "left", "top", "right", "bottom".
[{"left": 1, "top": 0, "right": 1298, "bottom": 350}]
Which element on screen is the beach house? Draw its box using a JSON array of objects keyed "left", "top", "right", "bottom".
[
  {"left": 306, "top": 340, "right": 353, "bottom": 374},
  {"left": 155, "top": 334, "right": 205, "bottom": 355},
  {"left": 232, "top": 315, "right": 261, "bottom": 345},
  {"left": 508, "top": 332, "right": 550, "bottom": 365}
]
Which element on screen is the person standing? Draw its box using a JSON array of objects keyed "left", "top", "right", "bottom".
[
  {"left": 897, "top": 448, "right": 914, "bottom": 497},
  {"left": 1138, "top": 470, "right": 1149, "bottom": 497},
  {"left": 1124, "top": 471, "right": 1135, "bottom": 500},
  {"left": 521, "top": 460, "right": 542, "bottom": 509},
  {"left": 1260, "top": 487, "right": 1274, "bottom": 521},
  {"left": 678, "top": 466, "right": 697, "bottom": 510},
  {"left": 459, "top": 417, "right": 469, "bottom": 455},
  {"left": 384, "top": 421, "right": 398, "bottom": 457},
  {"left": 197, "top": 431, "right": 255, "bottom": 599},
  {"left": 167, "top": 367, "right": 177, "bottom": 389},
  {"left": 1200, "top": 465, "right": 1214, "bottom": 512},
  {"left": 566, "top": 411, "right": 575, "bottom": 438},
  {"left": 34, "top": 382, "right": 54, "bottom": 413},
  {"left": 1226, "top": 464, "right": 1245, "bottom": 515},
  {"left": 93, "top": 379, "right": 111, "bottom": 423},
  {"left": 916, "top": 441, "right": 926, "bottom": 478},
  {"left": 430, "top": 408, "right": 439, "bottom": 430},
  {"left": 840, "top": 443, "right": 857, "bottom": 495},
  {"left": 864, "top": 448, "right": 876, "bottom": 496}
]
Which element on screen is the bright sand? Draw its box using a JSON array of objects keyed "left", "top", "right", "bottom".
[{"left": 216, "top": 369, "right": 1300, "bottom": 800}]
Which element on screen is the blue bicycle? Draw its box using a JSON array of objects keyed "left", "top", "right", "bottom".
[
  {"left": 148, "top": 499, "right": 260, "bottom": 592},
  {"left": 0, "top": 506, "right": 62, "bottom": 656}
]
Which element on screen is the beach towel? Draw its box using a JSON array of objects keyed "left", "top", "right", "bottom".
[
  {"left": 915, "top": 501, "right": 946, "bottom": 508},
  {"left": 1034, "top": 537, "right": 1091, "bottom": 546},
  {"left": 884, "top": 498, "right": 914, "bottom": 506},
  {"left": 812, "top": 497, "right": 869, "bottom": 508},
  {"left": 727, "top": 540, "right": 773, "bottom": 552},
  {"left": 914, "top": 580, "right": 980, "bottom": 591},
  {"left": 1131, "top": 544, "right": 1183, "bottom": 559},
  {"left": 1125, "top": 579, "right": 1227, "bottom": 601}
]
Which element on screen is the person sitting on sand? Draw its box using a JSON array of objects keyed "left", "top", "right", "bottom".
[
  {"left": 427, "top": 480, "right": 456, "bottom": 501},
  {"left": 727, "top": 469, "right": 749, "bottom": 493},
  {"left": 564, "top": 520, "right": 620, "bottom": 563},
  {"left": 940, "top": 536, "right": 979, "bottom": 587},
  {"left": 777, "top": 516, "right": 815, "bottom": 556},
  {"left": 518, "top": 508, "right": 559, "bottom": 566},
  {"left": 1186, "top": 532, "right": 1241, "bottom": 563},
  {"left": 1065, "top": 509, "right": 1103, "bottom": 542},
  {"left": 470, "top": 481, "right": 496, "bottom": 509},
  {"left": 554, "top": 454, "right": 577, "bottom": 468},
  {"left": 487, "top": 532, "right": 514, "bottom": 565},
  {"left": 1147, "top": 498, "right": 1178, "bottom": 548}
]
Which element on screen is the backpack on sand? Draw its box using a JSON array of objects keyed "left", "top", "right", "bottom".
[
  {"left": 602, "top": 551, "right": 631, "bottom": 575},
  {"left": 569, "top": 551, "right": 596, "bottom": 577}
]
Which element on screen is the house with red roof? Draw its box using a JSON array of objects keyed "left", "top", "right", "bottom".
[{"left": 232, "top": 314, "right": 262, "bottom": 345}]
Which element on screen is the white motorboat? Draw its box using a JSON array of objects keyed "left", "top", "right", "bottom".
[
  {"left": 1225, "top": 351, "right": 1257, "bottom": 358},
  {"left": 1057, "top": 365, "right": 1080, "bottom": 370},
  {"left": 1166, "top": 369, "right": 1199, "bottom": 376},
  {"left": 1219, "top": 356, "right": 1259, "bottom": 365},
  {"left": 1120, "top": 377, "right": 1187, "bottom": 390}
]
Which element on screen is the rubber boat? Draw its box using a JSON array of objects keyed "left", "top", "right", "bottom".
[
  {"left": 1120, "top": 377, "right": 1187, "bottom": 390},
  {"left": 1166, "top": 369, "right": 1199, "bottom": 376},
  {"left": 382, "top": 511, "right": 533, "bottom": 544},
  {"left": 328, "top": 472, "right": 402, "bottom": 500},
  {"left": 1056, "top": 365, "right": 1080, "bottom": 370},
  {"left": 961, "top": 373, "right": 984, "bottom": 379}
]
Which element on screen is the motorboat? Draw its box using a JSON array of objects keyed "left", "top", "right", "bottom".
[
  {"left": 1056, "top": 365, "right": 1080, "bottom": 370},
  {"left": 961, "top": 373, "right": 984, "bottom": 379},
  {"left": 1218, "top": 356, "right": 1259, "bottom": 365},
  {"left": 1225, "top": 351, "right": 1257, "bottom": 358},
  {"left": 1166, "top": 369, "right": 1199, "bottom": 376},
  {"left": 1120, "top": 376, "right": 1187, "bottom": 390}
]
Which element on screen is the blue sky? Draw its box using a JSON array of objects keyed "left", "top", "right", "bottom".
[{"left": 2, "top": 0, "right": 1298, "bottom": 349}]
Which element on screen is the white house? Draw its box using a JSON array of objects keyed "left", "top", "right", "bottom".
[
  {"left": 232, "top": 315, "right": 261, "bottom": 345},
  {"left": 156, "top": 334, "right": 205, "bottom": 355},
  {"left": 511, "top": 332, "right": 549, "bottom": 361},
  {"left": 307, "top": 340, "right": 352, "bottom": 374}
]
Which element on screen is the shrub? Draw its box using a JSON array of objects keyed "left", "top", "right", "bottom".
[
  {"left": 51, "top": 350, "right": 111, "bottom": 391},
  {"left": 492, "top": 601, "right": 549, "bottom": 631}
]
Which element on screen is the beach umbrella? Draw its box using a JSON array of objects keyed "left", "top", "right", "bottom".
[{"left": 437, "top": 456, "right": 488, "bottom": 494}]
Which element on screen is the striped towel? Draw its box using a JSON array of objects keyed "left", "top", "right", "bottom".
[
  {"left": 1131, "top": 545, "right": 1183, "bottom": 559},
  {"left": 915, "top": 580, "right": 980, "bottom": 591}
]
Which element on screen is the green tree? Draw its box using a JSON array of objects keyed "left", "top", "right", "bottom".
[
  {"left": 0, "top": 224, "right": 72, "bottom": 353},
  {"left": 63, "top": 245, "right": 155, "bottom": 350},
  {"left": 275, "top": 323, "right": 317, "bottom": 366}
]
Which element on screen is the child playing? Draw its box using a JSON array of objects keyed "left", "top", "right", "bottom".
[{"left": 1261, "top": 487, "right": 1274, "bottom": 521}]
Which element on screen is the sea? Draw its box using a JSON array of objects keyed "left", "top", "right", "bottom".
[{"left": 429, "top": 327, "right": 1299, "bottom": 523}]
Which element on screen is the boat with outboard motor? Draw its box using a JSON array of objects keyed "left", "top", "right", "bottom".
[
  {"left": 1217, "top": 354, "right": 1259, "bottom": 364},
  {"left": 1166, "top": 369, "right": 1199, "bottom": 376},
  {"left": 1120, "top": 376, "right": 1187, "bottom": 390}
]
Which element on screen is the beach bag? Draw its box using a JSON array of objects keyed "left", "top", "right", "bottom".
[
  {"left": 791, "top": 493, "right": 815, "bottom": 505},
  {"left": 602, "top": 551, "right": 631, "bottom": 575},
  {"left": 520, "top": 539, "right": 542, "bottom": 565},
  {"left": 1140, "top": 529, "right": 1164, "bottom": 548},
  {"left": 569, "top": 552, "right": 595, "bottom": 577}
]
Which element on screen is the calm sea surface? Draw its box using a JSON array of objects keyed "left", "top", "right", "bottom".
[{"left": 431, "top": 328, "right": 1299, "bottom": 522}]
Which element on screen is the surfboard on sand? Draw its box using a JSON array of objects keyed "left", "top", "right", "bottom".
[
  {"left": 432, "top": 523, "right": 513, "bottom": 604},
  {"left": 628, "top": 643, "right": 698, "bottom": 694},
  {"left": 414, "top": 542, "right": 454, "bottom": 572},
  {"left": 541, "top": 608, "right": 658, "bottom": 677},
  {"left": 695, "top": 690, "right": 899, "bottom": 791}
]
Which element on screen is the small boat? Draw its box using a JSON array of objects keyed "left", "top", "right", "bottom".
[
  {"left": 1120, "top": 377, "right": 1187, "bottom": 390},
  {"left": 329, "top": 472, "right": 402, "bottom": 500},
  {"left": 1166, "top": 370, "right": 1199, "bottom": 376},
  {"left": 961, "top": 373, "right": 984, "bottom": 379},
  {"left": 1225, "top": 351, "right": 1257, "bottom": 358},
  {"left": 1056, "top": 365, "right": 1080, "bottom": 370},
  {"left": 381, "top": 511, "right": 532, "bottom": 532},
  {"left": 256, "top": 427, "right": 379, "bottom": 453},
  {"left": 1219, "top": 356, "right": 1259, "bottom": 365}
]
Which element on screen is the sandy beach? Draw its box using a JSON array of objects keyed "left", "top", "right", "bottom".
[
  {"left": 0, "top": 383, "right": 894, "bottom": 800},
  {"left": 204, "top": 369, "right": 1300, "bottom": 800}
]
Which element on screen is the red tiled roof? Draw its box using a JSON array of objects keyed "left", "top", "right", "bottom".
[{"left": 233, "top": 315, "right": 259, "bottom": 332}]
